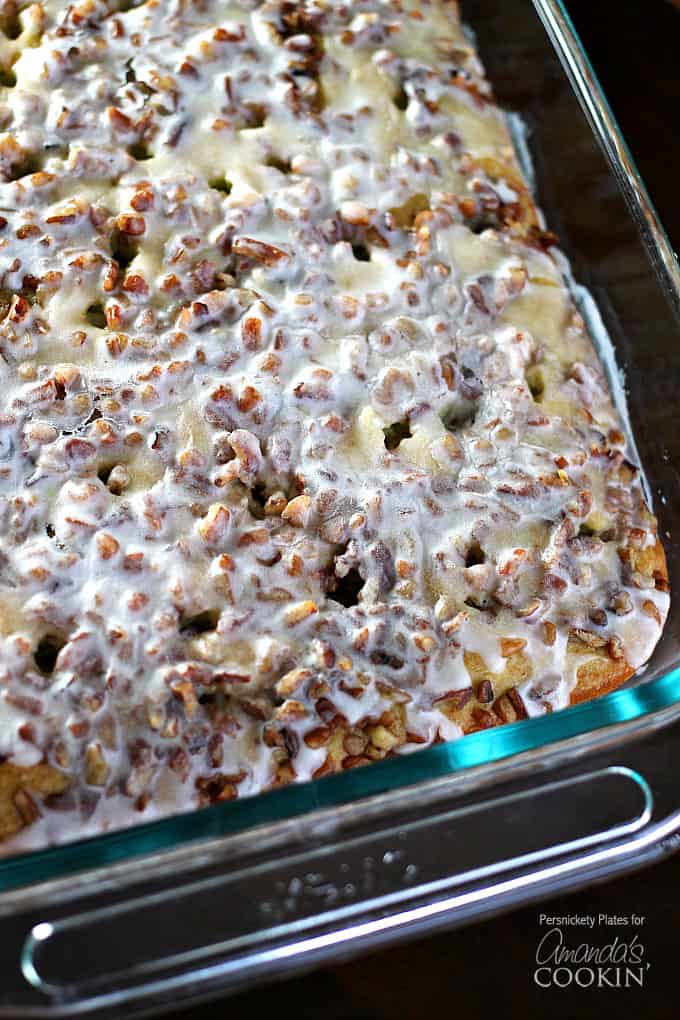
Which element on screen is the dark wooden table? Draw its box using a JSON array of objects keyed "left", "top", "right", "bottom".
[{"left": 169, "top": 3, "right": 680, "bottom": 1017}]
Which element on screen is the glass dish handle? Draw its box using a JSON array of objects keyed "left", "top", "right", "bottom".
[{"left": 6, "top": 759, "right": 678, "bottom": 1018}]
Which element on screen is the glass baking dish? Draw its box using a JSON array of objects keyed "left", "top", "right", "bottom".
[{"left": 1, "top": 0, "right": 679, "bottom": 1014}]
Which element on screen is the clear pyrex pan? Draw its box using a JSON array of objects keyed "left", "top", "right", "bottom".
[{"left": 1, "top": 0, "right": 680, "bottom": 1014}]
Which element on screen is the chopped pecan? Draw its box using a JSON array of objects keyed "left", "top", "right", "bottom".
[
  {"left": 608, "top": 636, "right": 625, "bottom": 660},
  {"left": 13, "top": 789, "right": 41, "bottom": 827},
  {"left": 434, "top": 687, "right": 474, "bottom": 709},
  {"left": 281, "top": 494, "right": 312, "bottom": 527},
  {"left": 499, "top": 637, "right": 527, "bottom": 657},
  {"left": 493, "top": 688, "right": 528, "bottom": 724},
  {"left": 285, "top": 601, "right": 318, "bottom": 626},
  {"left": 570, "top": 628, "right": 608, "bottom": 649},
  {"left": 233, "top": 236, "right": 290, "bottom": 265},
  {"left": 368, "top": 724, "right": 399, "bottom": 751},
  {"left": 642, "top": 600, "right": 662, "bottom": 626},
  {"left": 85, "top": 742, "right": 110, "bottom": 786},
  {"left": 476, "top": 679, "right": 494, "bottom": 704},
  {"left": 304, "top": 725, "right": 331, "bottom": 749},
  {"left": 275, "top": 667, "right": 313, "bottom": 697}
]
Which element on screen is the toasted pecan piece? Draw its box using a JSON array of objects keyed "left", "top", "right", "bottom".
[{"left": 0, "top": 762, "right": 70, "bottom": 842}]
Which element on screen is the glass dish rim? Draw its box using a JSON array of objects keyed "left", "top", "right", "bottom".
[{"left": 1, "top": 0, "right": 679, "bottom": 892}]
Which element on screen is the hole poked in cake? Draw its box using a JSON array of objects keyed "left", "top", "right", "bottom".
[
  {"left": 243, "top": 471, "right": 296, "bottom": 522},
  {"left": 328, "top": 566, "right": 365, "bottom": 608},
  {"left": 97, "top": 463, "right": 115, "bottom": 486},
  {"left": 245, "top": 479, "right": 292, "bottom": 523},
  {"left": 97, "top": 462, "right": 129, "bottom": 494},
  {"left": 440, "top": 361, "right": 481, "bottom": 431},
  {"left": 0, "top": 66, "right": 16, "bottom": 87},
  {"left": 34, "top": 633, "right": 67, "bottom": 675},
  {"left": 327, "top": 544, "right": 366, "bottom": 608},
  {"left": 393, "top": 85, "right": 409, "bottom": 111},
  {"left": 351, "top": 242, "right": 371, "bottom": 262},
  {"left": 383, "top": 419, "right": 411, "bottom": 450},
  {"left": 179, "top": 608, "right": 221, "bottom": 635},
  {"left": 127, "top": 141, "right": 153, "bottom": 161},
  {"left": 0, "top": 9, "right": 22, "bottom": 39},
  {"left": 468, "top": 212, "right": 501, "bottom": 235},
  {"left": 264, "top": 154, "right": 291, "bottom": 174},
  {"left": 441, "top": 401, "right": 477, "bottom": 432},
  {"left": 464, "top": 540, "right": 486, "bottom": 568},
  {"left": 386, "top": 193, "right": 430, "bottom": 231},
  {"left": 85, "top": 303, "right": 107, "bottom": 329},
  {"left": 578, "top": 521, "right": 616, "bottom": 543},
  {"left": 525, "top": 366, "right": 545, "bottom": 402},
  {"left": 209, "top": 175, "right": 232, "bottom": 194},
  {"left": 3, "top": 149, "right": 42, "bottom": 182},
  {"left": 110, "top": 228, "right": 139, "bottom": 271},
  {"left": 242, "top": 103, "right": 266, "bottom": 129},
  {"left": 247, "top": 481, "right": 269, "bottom": 520}
]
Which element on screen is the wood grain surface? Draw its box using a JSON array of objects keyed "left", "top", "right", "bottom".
[{"left": 167, "top": 3, "right": 680, "bottom": 1017}]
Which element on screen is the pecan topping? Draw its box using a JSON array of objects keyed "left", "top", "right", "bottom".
[{"left": 0, "top": 0, "right": 666, "bottom": 852}]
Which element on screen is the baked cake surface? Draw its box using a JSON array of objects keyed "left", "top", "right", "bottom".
[{"left": 0, "top": 0, "right": 669, "bottom": 850}]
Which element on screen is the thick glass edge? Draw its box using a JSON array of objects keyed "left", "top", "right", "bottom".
[
  {"left": 2, "top": 668, "right": 680, "bottom": 892},
  {"left": 1, "top": 0, "right": 679, "bottom": 893},
  {"left": 534, "top": 0, "right": 680, "bottom": 313}
]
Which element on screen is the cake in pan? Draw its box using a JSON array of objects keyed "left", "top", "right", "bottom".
[{"left": 0, "top": 0, "right": 669, "bottom": 848}]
